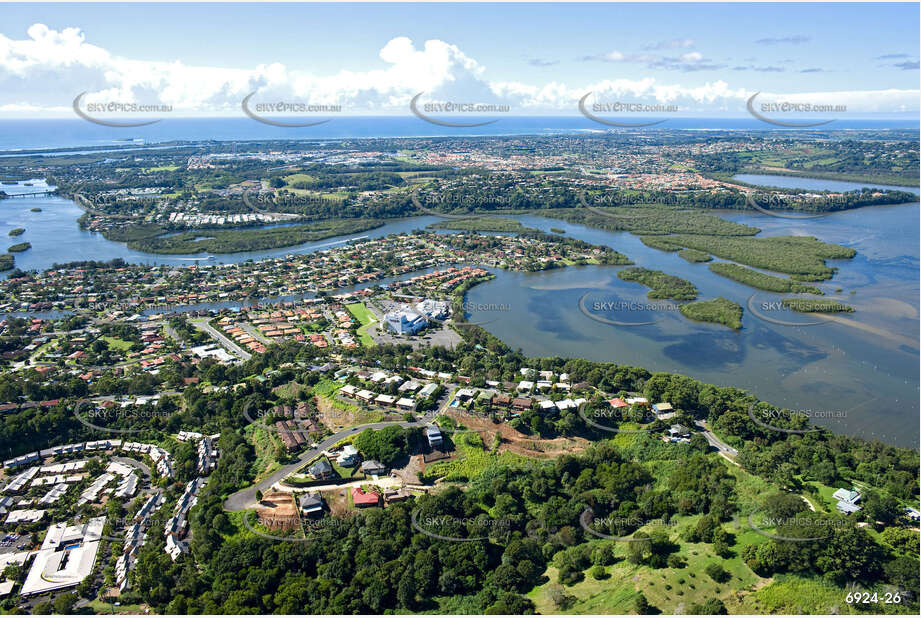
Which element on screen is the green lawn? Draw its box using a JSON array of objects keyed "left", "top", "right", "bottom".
[
  {"left": 102, "top": 336, "right": 134, "bottom": 351},
  {"left": 345, "top": 302, "right": 377, "bottom": 347},
  {"left": 87, "top": 600, "right": 149, "bottom": 614}
]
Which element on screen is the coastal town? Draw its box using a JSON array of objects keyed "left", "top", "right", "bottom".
[{"left": 0, "top": 131, "right": 917, "bottom": 614}]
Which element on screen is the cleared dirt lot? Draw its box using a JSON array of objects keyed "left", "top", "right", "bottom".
[{"left": 441, "top": 410, "right": 591, "bottom": 458}]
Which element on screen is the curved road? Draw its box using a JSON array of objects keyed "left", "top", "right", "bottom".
[
  {"left": 694, "top": 420, "right": 739, "bottom": 456},
  {"left": 224, "top": 413, "right": 437, "bottom": 512}
]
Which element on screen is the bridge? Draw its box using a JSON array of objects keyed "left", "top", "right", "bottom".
[{"left": 0, "top": 190, "right": 55, "bottom": 199}]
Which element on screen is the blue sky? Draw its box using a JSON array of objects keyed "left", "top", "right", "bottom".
[{"left": 1, "top": 2, "right": 918, "bottom": 117}]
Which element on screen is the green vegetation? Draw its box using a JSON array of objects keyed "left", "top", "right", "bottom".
[
  {"left": 644, "top": 234, "right": 855, "bottom": 280},
  {"left": 678, "top": 248, "right": 712, "bottom": 263},
  {"left": 618, "top": 267, "right": 698, "bottom": 301},
  {"left": 7, "top": 242, "right": 31, "bottom": 252},
  {"left": 550, "top": 227, "right": 566, "bottom": 234},
  {"left": 640, "top": 236, "right": 682, "bottom": 251},
  {"left": 102, "top": 336, "right": 134, "bottom": 351},
  {"left": 345, "top": 302, "right": 377, "bottom": 346},
  {"left": 679, "top": 297, "right": 743, "bottom": 329},
  {"left": 427, "top": 217, "right": 536, "bottom": 232},
  {"left": 102, "top": 223, "right": 168, "bottom": 242},
  {"left": 547, "top": 204, "right": 760, "bottom": 237},
  {"left": 708, "top": 262, "right": 824, "bottom": 294},
  {"left": 700, "top": 140, "right": 919, "bottom": 187},
  {"left": 123, "top": 219, "right": 383, "bottom": 254},
  {"left": 0, "top": 254, "right": 12, "bottom": 271},
  {"left": 353, "top": 426, "right": 421, "bottom": 466},
  {"left": 8, "top": 228, "right": 25, "bottom": 236},
  {"left": 30, "top": 207, "right": 41, "bottom": 212},
  {"left": 781, "top": 298, "right": 854, "bottom": 313}
]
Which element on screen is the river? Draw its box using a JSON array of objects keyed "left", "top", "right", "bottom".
[{"left": 1, "top": 174, "right": 917, "bottom": 445}]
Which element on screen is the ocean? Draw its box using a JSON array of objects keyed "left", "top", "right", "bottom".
[{"left": 0, "top": 117, "right": 917, "bottom": 153}]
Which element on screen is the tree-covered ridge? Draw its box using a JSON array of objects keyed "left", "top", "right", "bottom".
[{"left": 2, "top": 334, "right": 917, "bottom": 614}]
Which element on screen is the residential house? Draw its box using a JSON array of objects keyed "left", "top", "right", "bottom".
[
  {"left": 426, "top": 425, "right": 444, "bottom": 449},
  {"left": 351, "top": 487, "right": 381, "bottom": 508},
  {"left": 308, "top": 458, "right": 334, "bottom": 480},
  {"left": 361, "top": 460, "right": 387, "bottom": 476}
]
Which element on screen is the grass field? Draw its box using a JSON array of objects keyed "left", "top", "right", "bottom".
[
  {"left": 102, "top": 336, "right": 134, "bottom": 351},
  {"left": 421, "top": 432, "right": 531, "bottom": 482},
  {"left": 345, "top": 302, "right": 377, "bottom": 346},
  {"left": 282, "top": 173, "right": 316, "bottom": 184},
  {"left": 244, "top": 423, "right": 283, "bottom": 482}
]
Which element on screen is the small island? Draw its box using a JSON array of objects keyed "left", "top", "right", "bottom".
[
  {"left": 678, "top": 248, "right": 712, "bottom": 263},
  {"left": 709, "top": 262, "right": 823, "bottom": 294},
  {"left": 617, "top": 266, "right": 698, "bottom": 300},
  {"left": 679, "top": 297, "right": 744, "bottom": 329},
  {"left": 8, "top": 228, "right": 25, "bottom": 237},
  {"left": 30, "top": 207, "right": 41, "bottom": 212},
  {"left": 0, "top": 254, "right": 13, "bottom": 271},
  {"left": 7, "top": 242, "right": 31, "bottom": 253}
]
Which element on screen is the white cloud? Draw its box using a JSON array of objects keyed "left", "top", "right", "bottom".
[{"left": 0, "top": 24, "right": 917, "bottom": 116}]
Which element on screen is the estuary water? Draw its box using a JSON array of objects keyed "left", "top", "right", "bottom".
[
  {"left": 1, "top": 174, "right": 918, "bottom": 445},
  {"left": 462, "top": 177, "right": 919, "bottom": 446}
]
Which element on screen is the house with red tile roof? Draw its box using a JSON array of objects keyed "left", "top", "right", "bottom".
[{"left": 351, "top": 487, "right": 381, "bottom": 508}]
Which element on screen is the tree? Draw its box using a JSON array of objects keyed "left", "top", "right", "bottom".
[
  {"left": 763, "top": 491, "right": 807, "bottom": 521},
  {"left": 862, "top": 490, "right": 900, "bottom": 525},
  {"left": 689, "top": 598, "right": 727, "bottom": 614},
  {"left": 53, "top": 592, "right": 77, "bottom": 615},
  {"left": 485, "top": 593, "right": 535, "bottom": 614},
  {"left": 705, "top": 563, "right": 729, "bottom": 583},
  {"left": 634, "top": 593, "right": 652, "bottom": 614}
]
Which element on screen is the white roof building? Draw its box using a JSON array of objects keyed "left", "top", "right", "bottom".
[{"left": 21, "top": 517, "right": 106, "bottom": 596}]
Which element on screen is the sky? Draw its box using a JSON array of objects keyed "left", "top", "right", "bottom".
[{"left": 0, "top": 2, "right": 918, "bottom": 118}]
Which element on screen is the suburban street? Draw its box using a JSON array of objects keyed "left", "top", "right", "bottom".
[
  {"left": 191, "top": 318, "right": 252, "bottom": 361},
  {"left": 223, "top": 408, "right": 441, "bottom": 512}
]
